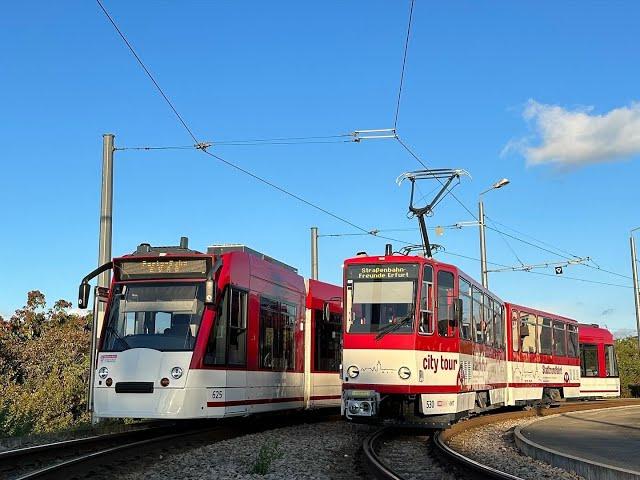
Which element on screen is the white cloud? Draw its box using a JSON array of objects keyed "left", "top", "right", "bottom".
[{"left": 504, "top": 100, "right": 640, "bottom": 167}]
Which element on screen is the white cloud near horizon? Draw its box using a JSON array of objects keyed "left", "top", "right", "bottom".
[{"left": 504, "top": 100, "right": 640, "bottom": 167}]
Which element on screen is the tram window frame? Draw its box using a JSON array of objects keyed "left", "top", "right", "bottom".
[
  {"left": 313, "top": 308, "right": 342, "bottom": 372},
  {"left": 494, "top": 302, "right": 504, "bottom": 349},
  {"left": 567, "top": 324, "right": 578, "bottom": 358},
  {"left": 605, "top": 344, "right": 618, "bottom": 377},
  {"left": 552, "top": 320, "right": 566, "bottom": 357},
  {"left": 539, "top": 317, "right": 552, "bottom": 355},
  {"left": 511, "top": 309, "right": 520, "bottom": 352},
  {"left": 483, "top": 294, "right": 493, "bottom": 346},
  {"left": 259, "top": 296, "right": 297, "bottom": 371},
  {"left": 204, "top": 286, "right": 248, "bottom": 366},
  {"left": 520, "top": 312, "right": 537, "bottom": 354},
  {"left": 459, "top": 277, "right": 472, "bottom": 341},
  {"left": 472, "top": 287, "right": 485, "bottom": 344},
  {"left": 580, "top": 343, "right": 598, "bottom": 377},
  {"left": 419, "top": 265, "right": 434, "bottom": 335},
  {"left": 436, "top": 270, "right": 456, "bottom": 337}
]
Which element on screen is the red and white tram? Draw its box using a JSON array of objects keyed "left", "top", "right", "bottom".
[
  {"left": 578, "top": 323, "right": 620, "bottom": 398},
  {"left": 341, "top": 250, "right": 581, "bottom": 426},
  {"left": 78, "top": 240, "right": 342, "bottom": 419}
]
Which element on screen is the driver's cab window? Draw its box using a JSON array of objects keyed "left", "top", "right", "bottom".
[{"left": 419, "top": 265, "right": 433, "bottom": 334}]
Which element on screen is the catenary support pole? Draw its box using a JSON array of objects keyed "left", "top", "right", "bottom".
[
  {"left": 479, "top": 199, "right": 488, "bottom": 288},
  {"left": 90, "top": 133, "right": 114, "bottom": 423},
  {"left": 311, "top": 227, "right": 319, "bottom": 280},
  {"left": 630, "top": 233, "right": 640, "bottom": 351}
]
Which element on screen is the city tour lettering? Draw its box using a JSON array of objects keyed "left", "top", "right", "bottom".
[{"left": 423, "top": 354, "right": 458, "bottom": 374}]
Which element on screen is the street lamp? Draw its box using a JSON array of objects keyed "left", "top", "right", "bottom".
[
  {"left": 630, "top": 227, "right": 640, "bottom": 350},
  {"left": 479, "top": 178, "right": 510, "bottom": 288}
]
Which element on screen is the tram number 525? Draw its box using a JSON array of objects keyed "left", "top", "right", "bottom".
[{"left": 211, "top": 389, "right": 223, "bottom": 399}]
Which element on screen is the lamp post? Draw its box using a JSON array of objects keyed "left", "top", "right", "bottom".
[
  {"left": 631, "top": 227, "right": 640, "bottom": 350},
  {"left": 479, "top": 178, "right": 510, "bottom": 288}
]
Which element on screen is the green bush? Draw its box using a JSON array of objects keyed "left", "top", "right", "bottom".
[
  {"left": 251, "top": 440, "right": 283, "bottom": 475},
  {"left": 0, "top": 292, "right": 91, "bottom": 437}
]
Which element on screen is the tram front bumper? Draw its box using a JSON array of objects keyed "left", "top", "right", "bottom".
[{"left": 343, "top": 390, "right": 379, "bottom": 420}]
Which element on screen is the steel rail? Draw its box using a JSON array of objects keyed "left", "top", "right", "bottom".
[
  {"left": 0, "top": 424, "right": 165, "bottom": 462},
  {"left": 12, "top": 428, "right": 207, "bottom": 480},
  {"left": 361, "top": 427, "right": 405, "bottom": 480},
  {"left": 432, "top": 431, "right": 524, "bottom": 480}
]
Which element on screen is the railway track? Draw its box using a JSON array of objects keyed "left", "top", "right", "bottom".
[
  {"left": 1, "top": 410, "right": 339, "bottom": 480},
  {"left": 361, "top": 398, "right": 640, "bottom": 480}
]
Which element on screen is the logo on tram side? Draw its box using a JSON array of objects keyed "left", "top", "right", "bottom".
[{"left": 423, "top": 354, "right": 458, "bottom": 374}]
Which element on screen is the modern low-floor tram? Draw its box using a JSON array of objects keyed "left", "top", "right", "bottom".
[{"left": 79, "top": 240, "right": 342, "bottom": 420}]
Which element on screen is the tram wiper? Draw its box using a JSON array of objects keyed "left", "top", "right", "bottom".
[
  {"left": 106, "top": 324, "right": 132, "bottom": 351},
  {"left": 375, "top": 310, "right": 414, "bottom": 341}
]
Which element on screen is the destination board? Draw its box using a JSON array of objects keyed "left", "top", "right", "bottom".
[
  {"left": 118, "top": 259, "right": 208, "bottom": 280},
  {"left": 346, "top": 263, "right": 419, "bottom": 280}
]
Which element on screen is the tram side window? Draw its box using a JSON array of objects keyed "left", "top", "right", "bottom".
[
  {"left": 511, "top": 310, "right": 520, "bottom": 352},
  {"left": 552, "top": 321, "right": 566, "bottom": 356},
  {"left": 420, "top": 266, "right": 434, "bottom": 334},
  {"left": 539, "top": 317, "right": 552, "bottom": 355},
  {"left": 437, "top": 270, "right": 456, "bottom": 337},
  {"left": 494, "top": 302, "right": 504, "bottom": 349},
  {"left": 459, "top": 278, "right": 472, "bottom": 340},
  {"left": 520, "top": 313, "right": 537, "bottom": 354},
  {"left": 259, "top": 298, "right": 296, "bottom": 371},
  {"left": 567, "top": 325, "right": 578, "bottom": 358},
  {"left": 314, "top": 308, "right": 342, "bottom": 372},
  {"left": 472, "top": 288, "right": 484, "bottom": 344},
  {"left": 580, "top": 344, "right": 598, "bottom": 377},
  {"left": 605, "top": 345, "right": 618, "bottom": 377},
  {"left": 204, "top": 287, "right": 248, "bottom": 366}
]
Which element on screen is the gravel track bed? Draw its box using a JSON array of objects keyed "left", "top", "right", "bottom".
[
  {"left": 448, "top": 417, "right": 584, "bottom": 480},
  {"left": 377, "top": 434, "right": 457, "bottom": 480},
  {"left": 121, "top": 421, "right": 375, "bottom": 480}
]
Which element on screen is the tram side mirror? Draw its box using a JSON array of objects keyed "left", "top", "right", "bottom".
[
  {"left": 323, "top": 302, "right": 330, "bottom": 322},
  {"left": 520, "top": 321, "right": 530, "bottom": 337},
  {"left": 78, "top": 282, "right": 91, "bottom": 309}
]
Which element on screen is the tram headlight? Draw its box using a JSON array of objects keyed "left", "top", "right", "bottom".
[
  {"left": 98, "top": 366, "right": 109, "bottom": 380},
  {"left": 347, "top": 365, "right": 360, "bottom": 379},
  {"left": 170, "top": 366, "right": 183, "bottom": 379},
  {"left": 348, "top": 401, "right": 361, "bottom": 414}
]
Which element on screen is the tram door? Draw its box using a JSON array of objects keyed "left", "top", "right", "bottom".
[{"left": 224, "top": 288, "right": 248, "bottom": 415}]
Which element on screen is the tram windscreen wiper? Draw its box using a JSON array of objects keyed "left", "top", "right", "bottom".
[
  {"left": 375, "top": 310, "right": 414, "bottom": 341},
  {"left": 106, "top": 324, "right": 132, "bottom": 351}
]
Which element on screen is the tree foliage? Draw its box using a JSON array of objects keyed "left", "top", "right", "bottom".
[
  {"left": 0, "top": 291, "right": 91, "bottom": 437},
  {"left": 615, "top": 336, "right": 640, "bottom": 398}
]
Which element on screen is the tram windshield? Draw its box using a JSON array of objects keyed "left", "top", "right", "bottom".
[
  {"left": 345, "top": 264, "right": 418, "bottom": 335},
  {"left": 102, "top": 282, "right": 205, "bottom": 352}
]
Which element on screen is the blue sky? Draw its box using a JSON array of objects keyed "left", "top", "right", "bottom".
[{"left": 0, "top": 1, "right": 638, "bottom": 334}]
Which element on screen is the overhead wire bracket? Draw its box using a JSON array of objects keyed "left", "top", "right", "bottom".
[{"left": 352, "top": 128, "right": 397, "bottom": 142}]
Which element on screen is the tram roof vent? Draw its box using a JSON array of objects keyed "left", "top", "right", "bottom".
[{"left": 207, "top": 244, "right": 298, "bottom": 273}]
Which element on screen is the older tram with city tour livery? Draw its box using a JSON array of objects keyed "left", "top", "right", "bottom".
[
  {"left": 578, "top": 323, "right": 620, "bottom": 398},
  {"left": 341, "top": 245, "right": 583, "bottom": 427},
  {"left": 78, "top": 238, "right": 342, "bottom": 419}
]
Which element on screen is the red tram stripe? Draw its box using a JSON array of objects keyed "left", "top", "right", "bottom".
[
  {"left": 310, "top": 395, "right": 342, "bottom": 400},
  {"left": 343, "top": 382, "right": 579, "bottom": 393},
  {"left": 207, "top": 396, "right": 303, "bottom": 408}
]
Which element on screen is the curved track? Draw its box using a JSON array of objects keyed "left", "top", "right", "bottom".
[
  {"left": 362, "top": 398, "right": 640, "bottom": 480},
  {"left": 2, "top": 410, "right": 340, "bottom": 480}
]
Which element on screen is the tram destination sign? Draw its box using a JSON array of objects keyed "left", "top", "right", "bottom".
[
  {"left": 347, "top": 263, "right": 419, "bottom": 280},
  {"left": 118, "top": 259, "right": 208, "bottom": 280}
]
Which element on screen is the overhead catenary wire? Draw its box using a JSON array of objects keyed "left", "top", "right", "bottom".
[
  {"left": 96, "top": 0, "right": 384, "bottom": 240},
  {"left": 393, "top": 0, "right": 415, "bottom": 130}
]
